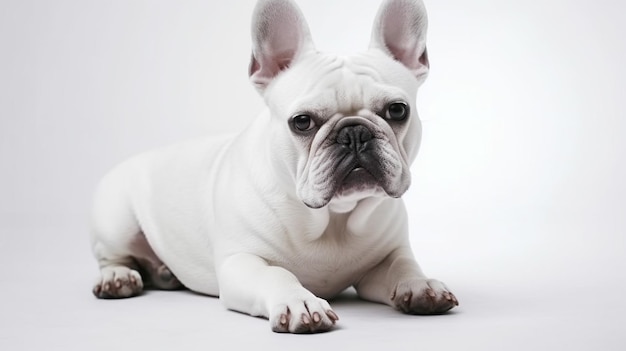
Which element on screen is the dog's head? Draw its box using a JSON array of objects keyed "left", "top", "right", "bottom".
[{"left": 249, "top": 0, "right": 429, "bottom": 209}]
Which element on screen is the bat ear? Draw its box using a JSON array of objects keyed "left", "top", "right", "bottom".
[
  {"left": 370, "top": 0, "right": 429, "bottom": 79},
  {"left": 248, "top": 0, "right": 316, "bottom": 93}
]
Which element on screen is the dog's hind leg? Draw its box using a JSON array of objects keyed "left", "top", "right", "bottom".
[
  {"left": 90, "top": 162, "right": 182, "bottom": 299},
  {"left": 129, "top": 234, "right": 183, "bottom": 291}
]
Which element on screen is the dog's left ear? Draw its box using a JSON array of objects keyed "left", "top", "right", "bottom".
[
  {"left": 249, "top": 0, "right": 315, "bottom": 92},
  {"left": 370, "top": 0, "right": 429, "bottom": 79}
]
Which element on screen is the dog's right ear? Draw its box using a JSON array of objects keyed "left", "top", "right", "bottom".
[{"left": 249, "top": 0, "right": 315, "bottom": 93}]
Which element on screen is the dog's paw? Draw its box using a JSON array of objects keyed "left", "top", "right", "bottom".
[
  {"left": 151, "top": 264, "right": 183, "bottom": 290},
  {"left": 269, "top": 294, "right": 339, "bottom": 333},
  {"left": 93, "top": 266, "right": 143, "bottom": 299},
  {"left": 391, "top": 278, "right": 458, "bottom": 315}
]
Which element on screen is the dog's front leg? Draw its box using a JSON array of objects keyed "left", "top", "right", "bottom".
[
  {"left": 355, "top": 247, "right": 459, "bottom": 315},
  {"left": 218, "top": 253, "right": 339, "bottom": 333}
]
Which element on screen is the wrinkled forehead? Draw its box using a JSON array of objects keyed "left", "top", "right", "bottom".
[{"left": 266, "top": 52, "right": 418, "bottom": 118}]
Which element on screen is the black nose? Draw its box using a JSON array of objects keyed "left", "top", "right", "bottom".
[{"left": 336, "top": 125, "right": 373, "bottom": 151}]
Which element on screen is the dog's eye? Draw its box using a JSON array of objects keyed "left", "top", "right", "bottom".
[
  {"left": 292, "top": 114, "right": 315, "bottom": 132},
  {"left": 385, "top": 102, "right": 409, "bottom": 121}
]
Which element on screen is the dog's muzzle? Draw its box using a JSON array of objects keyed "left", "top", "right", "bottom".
[
  {"left": 332, "top": 124, "right": 388, "bottom": 193},
  {"left": 335, "top": 124, "right": 381, "bottom": 177}
]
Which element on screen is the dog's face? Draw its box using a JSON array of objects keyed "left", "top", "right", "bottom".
[
  {"left": 249, "top": 0, "right": 429, "bottom": 209},
  {"left": 268, "top": 52, "right": 422, "bottom": 208}
]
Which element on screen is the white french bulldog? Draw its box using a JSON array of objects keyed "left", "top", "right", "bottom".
[{"left": 90, "top": 0, "right": 458, "bottom": 333}]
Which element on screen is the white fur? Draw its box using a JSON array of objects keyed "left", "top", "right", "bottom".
[{"left": 90, "top": 0, "right": 457, "bottom": 334}]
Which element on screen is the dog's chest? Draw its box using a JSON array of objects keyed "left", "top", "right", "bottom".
[{"left": 269, "top": 219, "right": 393, "bottom": 298}]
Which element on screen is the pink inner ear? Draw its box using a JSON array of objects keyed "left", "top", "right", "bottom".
[
  {"left": 250, "top": 49, "right": 298, "bottom": 89},
  {"left": 383, "top": 17, "right": 422, "bottom": 68},
  {"left": 249, "top": 54, "right": 261, "bottom": 77},
  {"left": 386, "top": 41, "right": 424, "bottom": 72},
  {"left": 419, "top": 47, "right": 429, "bottom": 68}
]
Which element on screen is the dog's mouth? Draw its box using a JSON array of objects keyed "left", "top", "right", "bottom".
[
  {"left": 333, "top": 163, "right": 381, "bottom": 196},
  {"left": 344, "top": 165, "right": 373, "bottom": 182}
]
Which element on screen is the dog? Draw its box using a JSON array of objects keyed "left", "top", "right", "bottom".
[{"left": 90, "top": 0, "right": 458, "bottom": 333}]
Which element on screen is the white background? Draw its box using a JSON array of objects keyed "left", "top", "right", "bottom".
[{"left": 1, "top": 0, "right": 625, "bottom": 350}]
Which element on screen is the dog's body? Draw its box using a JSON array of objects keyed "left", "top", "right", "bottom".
[{"left": 91, "top": 0, "right": 458, "bottom": 333}]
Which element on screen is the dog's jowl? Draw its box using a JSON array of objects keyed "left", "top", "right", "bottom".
[{"left": 90, "top": 0, "right": 458, "bottom": 333}]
